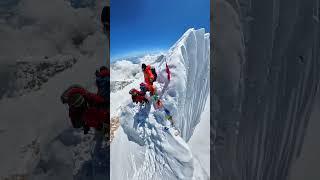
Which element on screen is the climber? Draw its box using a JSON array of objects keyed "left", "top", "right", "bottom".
[
  {"left": 61, "top": 85, "right": 109, "bottom": 135},
  {"left": 141, "top": 63, "right": 157, "bottom": 95},
  {"left": 140, "top": 82, "right": 151, "bottom": 94},
  {"left": 95, "top": 66, "right": 110, "bottom": 101},
  {"left": 141, "top": 63, "right": 164, "bottom": 108},
  {"left": 94, "top": 66, "right": 110, "bottom": 141},
  {"left": 129, "top": 88, "right": 149, "bottom": 104},
  {"left": 141, "top": 63, "right": 157, "bottom": 85}
]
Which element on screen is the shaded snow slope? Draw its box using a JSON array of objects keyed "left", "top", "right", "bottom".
[
  {"left": 188, "top": 96, "right": 210, "bottom": 176},
  {"left": 212, "top": 0, "right": 320, "bottom": 179},
  {"left": 111, "top": 28, "right": 210, "bottom": 180},
  {"left": 289, "top": 93, "right": 320, "bottom": 180},
  {"left": 0, "top": 31, "right": 108, "bottom": 179},
  {"left": 0, "top": 1, "right": 109, "bottom": 179}
]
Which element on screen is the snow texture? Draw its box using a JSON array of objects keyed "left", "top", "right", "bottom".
[
  {"left": 0, "top": 1, "right": 109, "bottom": 179},
  {"left": 212, "top": 0, "right": 320, "bottom": 180},
  {"left": 111, "top": 28, "right": 210, "bottom": 180}
]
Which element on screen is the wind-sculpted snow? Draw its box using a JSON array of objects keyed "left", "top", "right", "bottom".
[
  {"left": 212, "top": 0, "right": 320, "bottom": 179},
  {"left": 111, "top": 28, "right": 210, "bottom": 179},
  {"left": 120, "top": 103, "right": 194, "bottom": 180},
  {"left": 163, "top": 28, "right": 210, "bottom": 141}
]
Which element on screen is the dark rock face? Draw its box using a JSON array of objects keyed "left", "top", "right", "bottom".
[
  {"left": 3, "top": 56, "right": 77, "bottom": 98},
  {"left": 110, "top": 80, "right": 134, "bottom": 93},
  {"left": 213, "top": 0, "right": 320, "bottom": 180}
]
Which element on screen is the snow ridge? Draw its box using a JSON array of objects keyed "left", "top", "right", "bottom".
[
  {"left": 165, "top": 28, "right": 210, "bottom": 141},
  {"left": 111, "top": 28, "right": 210, "bottom": 180}
]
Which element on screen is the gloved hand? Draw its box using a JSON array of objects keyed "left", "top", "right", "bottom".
[
  {"left": 83, "top": 125, "right": 90, "bottom": 134},
  {"left": 95, "top": 70, "right": 100, "bottom": 77},
  {"left": 102, "top": 122, "right": 110, "bottom": 140},
  {"left": 144, "top": 98, "right": 149, "bottom": 104}
]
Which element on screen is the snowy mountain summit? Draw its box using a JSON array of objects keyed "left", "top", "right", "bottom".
[{"left": 111, "top": 28, "right": 210, "bottom": 180}]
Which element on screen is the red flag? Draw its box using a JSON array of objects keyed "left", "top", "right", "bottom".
[{"left": 166, "top": 63, "right": 171, "bottom": 81}]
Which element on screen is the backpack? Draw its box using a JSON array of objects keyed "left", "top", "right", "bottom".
[
  {"left": 151, "top": 67, "right": 157, "bottom": 82},
  {"left": 96, "top": 75, "right": 109, "bottom": 101},
  {"left": 95, "top": 66, "right": 110, "bottom": 101},
  {"left": 61, "top": 84, "right": 84, "bottom": 104}
]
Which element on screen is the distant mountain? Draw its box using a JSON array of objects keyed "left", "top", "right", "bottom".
[{"left": 112, "top": 53, "right": 165, "bottom": 64}]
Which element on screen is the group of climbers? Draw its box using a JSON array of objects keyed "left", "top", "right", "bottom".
[
  {"left": 61, "top": 62, "right": 157, "bottom": 135},
  {"left": 129, "top": 62, "right": 179, "bottom": 135},
  {"left": 129, "top": 63, "right": 162, "bottom": 108},
  {"left": 61, "top": 62, "right": 158, "bottom": 136},
  {"left": 62, "top": 6, "right": 174, "bottom": 136},
  {"left": 60, "top": 6, "right": 111, "bottom": 137}
]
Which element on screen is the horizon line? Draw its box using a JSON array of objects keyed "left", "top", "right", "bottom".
[{"left": 111, "top": 49, "right": 167, "bottom": 62}]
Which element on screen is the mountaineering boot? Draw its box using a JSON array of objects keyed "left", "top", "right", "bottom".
[
  {"left": 156, "top": 99, "right": 163, "bottom": 108},
  {"left": 151, "top": 93, "right": 163, "bottom": 109},
  {"left": 164, "top": 108, "right": 174, "bottom": 125},
  {"left": 166, "top": 115, "right": 174, "bottom": 126},
  {"left": 163, "top": 108, "right": 180, "bottom": 136}
]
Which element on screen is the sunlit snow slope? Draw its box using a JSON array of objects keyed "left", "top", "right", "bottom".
[{"left": 111, "top": 28, "right": 210, "bottom": 180}]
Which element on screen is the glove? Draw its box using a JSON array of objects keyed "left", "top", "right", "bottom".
[
  {"left": 83, "top": 125, "right": 90, "bottom": 134},
  {"left": 102, "top": 122, "right": 109, "bottom": 133},
  {"left": 144, "top": 98, "right": 149, "bottom": 104},
  {"left": 95, "top": 70, "right": 100, "bottom": 77}
]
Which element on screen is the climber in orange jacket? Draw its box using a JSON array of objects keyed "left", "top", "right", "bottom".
[{"left": 141, "top": 63, "right": 157, "bottom": 95}]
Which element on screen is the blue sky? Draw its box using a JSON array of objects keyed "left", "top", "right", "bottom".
[{"left": 110, "top": 0, "right": 210, "bottom": 61}]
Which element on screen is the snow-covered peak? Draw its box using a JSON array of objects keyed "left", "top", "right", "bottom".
[
  {"left": 168, "top": 28, "right": 208, "bottom": 53},
  {"left": 111, "top": 28, "right": 210, "bottom": 179},
  {"left": 163, "top": 27, "right": 210, "bottom": 141}
]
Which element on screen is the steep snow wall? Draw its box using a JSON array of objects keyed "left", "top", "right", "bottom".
[
  {"left": 212, "top": 0, "right": 244, "bottom": 178},
  {"left": 213, "top": 0, "right": 320, "bottom": 180},
  {"left": 164, "top": 28, "right": 210, "bottom": 141},
  {"left": 188, "top": 96, "right": 210, "bottom": 176}
]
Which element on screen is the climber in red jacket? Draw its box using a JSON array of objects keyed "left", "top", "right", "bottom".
[
  {"left": 141, "top": 63, "right": 157, "bottom": 95},
  {"left": 129, "top": 88, "right": 149, "bottom": 104},
  {"left": 61, "top": 85, "right": 109, "bottom": 134}
]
